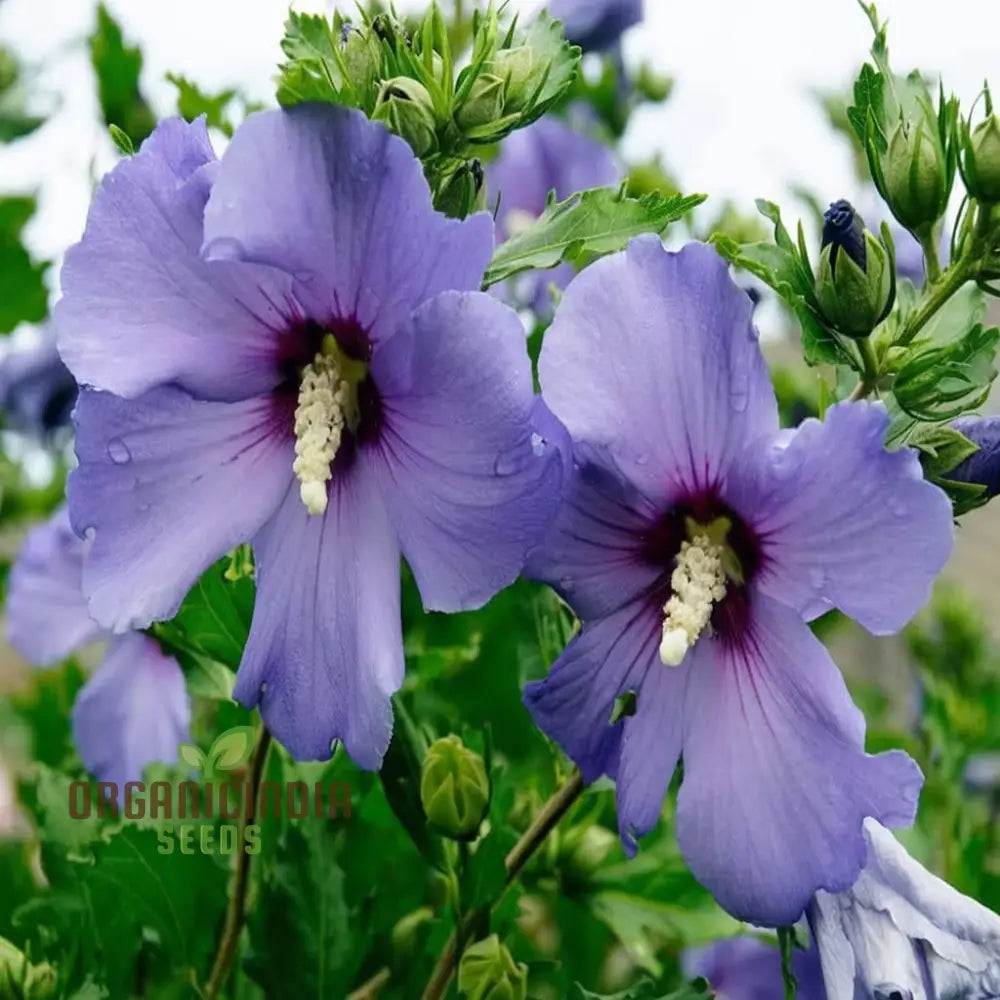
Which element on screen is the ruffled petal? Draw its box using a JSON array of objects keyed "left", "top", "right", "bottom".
[
  {"left": 72, "top": 632, "right": 190, "bottom": 790},
  {"left": 369, "top": 290, "right": 560, "bottom": 611},
  {"left": 69, "top": 387, "right": 293, "bottom": 632},
  {"left": 725, "top": 402, "right": 954, "bottom": 635},
  {"left": 676, "top": 591, "right": 923, "bottom": 926},
  {"left": 56, "top": 116, "right": 294, "bottom": 402},
  {"left": 202, "top": 106, "right": 494, "bottom": 349},
  {"left": 6, "top": 507, "right": 102, "bottom": 665},
  {"left": 524, "top": 598, "right": 661, "bottom": 783},
  {"left": 234, "top": 464, "right": 404, "bottom": 767},
  {"left": 525, "top": 442, "right": 661, "bottom": 621},
  {"left": 538, "top": 239, "right": 779, "bottom": 499}
]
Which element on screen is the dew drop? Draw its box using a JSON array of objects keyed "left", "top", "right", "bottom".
[
  {"left": 107, "top": 438, "right": 131, "bottom": 464},
  {"left": 203, "top": 235, "right": 246, "bottom": 261},
  {"left": 808, "top": 566, "right": 826, "bottom": 590},
  {"left": 731, "top": 372, "right": 750, "bottom": 413},
  {"left": 530, "top": 432, "right": 546, "bottom": 456},
  {"left": 558, "top": 576, "right": 574, "bottom": 593},
  {"left": 889, "top": 496, "right": 908, "bottom": 517}
]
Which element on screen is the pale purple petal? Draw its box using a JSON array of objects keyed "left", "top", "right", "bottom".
[
  {"left": 56, "top": 116, "right": 295, "bottom": 402},
  {"left": 69, "top": 387, "right": 293, "bottom": 632},
  {"left": 369, "top": 290, "right": 561, "bottom": 611},
  {"left": 73, "top": 632, "right": 190, "bottom": 790},
  {"left": 524, "top": 598, "right": 661, "bottom": 782},
  {"left": 525, "top": 443, "right": 660, "bottom": 620},
  {"left": 725, "top": 402, "right": 953, "bottom": 635},
  {"left": 234, "top": 465, "right": 404, "bottom": 767},
  {"left": 677, "top": 592, "right": 923, "bottom": 926},
  {"left": 6, "top": 507, "right": 101, "bottom": 665},
  {"left": 538, "top": 239, "right": 779, "bottom": 499},
  {"left": 202, "top": 106, "right": 494, "bottom": 349}
]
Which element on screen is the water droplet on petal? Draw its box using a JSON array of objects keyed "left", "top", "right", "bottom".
[
  {"left": 889, "top": 496, "right": 908, "bottom": 517},
  {"left": 107, "top": 438, "right": 131, "bottom": 464},
  {"left": 203, "top": 236, "right": 246, "bottom": 261},
  {"left": 558, "top": 576, "right": 574, "bottom": 593},
  {"left": 808, "top": 566, "right": 826, "bottom": 590},
  {"left": 530, "top": 432, "right": 545, "bottom": 456},
  {"left": 635, "top": 453, "right": 650, "bottom": 466},
  {"left": 731, "top": 372, "right": 750, "bottom": 412}
]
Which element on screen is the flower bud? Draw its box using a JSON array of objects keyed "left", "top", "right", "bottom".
[
  {"left": 963, "top": 114, "right": 1000, "bottom": 204},
  {"left": 390, "top": 906, "right": 434, "bottom": 966},
  {"left": 434, "top": 159, "right": 486, "bottom": 219},
  {"left": 457, "top": 935, "right": 527, "bottom": 1000},
  {"left": 420, "top": 735, "right": 489, "bottom": 840},
  {"left": 945, "top": 416, "right": 1000, "bottom": 498},
  {"left": 454, "top": 73, "right": 507, "bottom": 133},
  {"left": 491, "top": 47, "right": 538, "bottom": 114},
  {"left": 372, "top": 78, "right": 438, "bottom": 158},
  {"left": 560, "top": 824, "right": 618, "bottom": 883},
  {"left": 341, "top": 26, "right": 381, "bottom": 95},
  {"left": 0, "top": 937, "right": 56, "bottom": 999},
  {"left": 815, "top": 199, "right": 894, "bottom": 339},
  {"left": 883, "top": 120, "right": 949, "bottom": 230}
]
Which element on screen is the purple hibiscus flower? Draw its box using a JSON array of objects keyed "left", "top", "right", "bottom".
[
  {"left": 488, "top": 116, "right": 620, "bottom": 315},
  {"left": 0, "top": 333, "right": 77, "bottom": 435},
  {"left": 525, "top": 238, "right": 954, "bottom": 925},
  {"left": 947, "top": 415, "right": 1000, "bottom": 498},
  {"left": 547, "top": 0, "right": 643, "bottom": 51},
  {"left": 684, "top": 937, "right": 826, "bottom": 1000},
  {"left": 55, "top": 106, "right": 560, "bottom": 767},
  {"left": 6, "top": 507, "right": 190, "bottom": 791},
  {"left": 809, "top": 819, "right": 1000, "bottom": 998}
]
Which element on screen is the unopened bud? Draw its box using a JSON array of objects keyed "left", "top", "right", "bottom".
[
  {"left": 435, "top": 159, "right": 486, "bottom": 219},
  {"left": 341, "top": 26, "right": 381, "bottom": 95},
  {"left": 946, "top": 416, "right": 1000, "bottom": 497},
  {"left": 883, "top": 120, "right": 949, "bottom": 230},
  {"left": 454, "top": 73, "right": 507, "bottom": 133},
  {"left": 815, "top": 199, "right": 894, "bottom": 339},
  {"left": 372, "top": 77, "right": 438, "bottom": 158},
  {"left": 391, "top": 906, "right": 434, "bottom": 966},
  {"left": 560, "top": 824, "right": 618, "bottom": 883},
  {"left": 457, "top": 935, "right": 527, "bottom": 1000},
  {"left": 964, "top": 115, "right": 1000, "bottom": 204},
  {"left": 491, "top": 47, "right": 539, "bottom": 113},
  {"left": 420, "top": 735, "right": 489, "bottom": 840}
]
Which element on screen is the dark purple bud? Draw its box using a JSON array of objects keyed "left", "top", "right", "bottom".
[
  {"left": 0, "top": 338, "right": 77, "bottom": 436},
  {"left": 947, "top": 416, "right": 1000, "bottom": 497},
  {"left": 821, "top": 198, "right": 867, "bottom": 275}
]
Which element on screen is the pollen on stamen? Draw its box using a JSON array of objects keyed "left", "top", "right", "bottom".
[
  {"left": 659, "top": 533, "right": 727, "bottom": 667},
  {"left": 293, "top": 349, "right": 350, "bottom": 516}
]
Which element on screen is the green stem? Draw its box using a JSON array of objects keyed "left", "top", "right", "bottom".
[
  {"left": 849, "top": 338, "right": 881, "bottom": 402},
  {"left": 420, "top": 769, "right": 585, "bottom": 1000},
  {"left": 204, "top": 727, "right": 273, "bottom": 1000},
  {"left": 918, "top": 227, "right": 943, "bottom": 284},
  {"left": 778, "top": 926, "right": 798, "bottom": 1000}
]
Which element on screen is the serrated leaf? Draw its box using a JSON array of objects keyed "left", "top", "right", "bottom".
[
  {"left": 208, "top": 726, "right": 254, "bottom": 770},
  {"left": 276, "top": 12, "right": 358, "bottom": 110},
  {"left": 167, "top": 73, "right": 238, "bottom": 137},
  {"left": 911, "top": 424, "right": 980, "bottom": 478},
  {"left": 483, "top": 188, "right": 705, "bottom": 287}
]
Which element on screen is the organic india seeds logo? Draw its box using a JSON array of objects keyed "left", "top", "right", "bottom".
[{"left": 68, "top": 726, "right": 352, "bottom": 856}]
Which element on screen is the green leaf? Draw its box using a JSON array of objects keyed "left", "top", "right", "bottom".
[
  {"left": 89, "top": 3, "right": 156, "bottom": 144},
  {"left": 177, "top": 743, "right": 205, "bottom": 770},
  {"left": 208, "top": 726, "right": 254, "bottom": 770},
  {"left": 483, "top": 187, "right": 705, "bottom": 287},
  {"left": 0, "top": 195, "right": 49, "bottom": 333},
  {"left": 108, "top": 123, "right": 133, "bottom": 155},
  {"left": 276, "top": 12, "right": 358, "bottom": 110},
  {"left": 910, "top": 424, "right": 980, "bottom": 478},
  {"left": 246, "top": 824, "right": 354, "bottom": 998},
  {"left": 568, "top": 977, "right": 713, "bottom": 999},
  {"left": 167, "top": 73, "right": 238, "bottom": 137}
]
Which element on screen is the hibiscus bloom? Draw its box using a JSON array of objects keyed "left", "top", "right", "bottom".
[
  {"left": 6, "top": 508, "right": 189, "bottom": 791},
  {"left": 525, "top": 238, "right": 953, "bottom": 925},
  {"left": 809, "top": 819, "right": 1000, "bottom": 998},
  {"left": 56, "top": 106, "right": 559, "bottom": 766}
]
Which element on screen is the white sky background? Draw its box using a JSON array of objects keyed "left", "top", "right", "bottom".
[{"left": 1, "top": 0, "right": 999, "bottom": 291}]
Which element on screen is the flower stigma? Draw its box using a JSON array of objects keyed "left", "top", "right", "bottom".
[
  {"left": 659, "top": 516, "right": 742, "bottom": 667},
  {"left": 292, "top": 334, "right": 366, "bottom": 516}
]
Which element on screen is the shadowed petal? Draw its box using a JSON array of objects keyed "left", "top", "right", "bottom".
[
  {"left": 234, "top": 465, "right": 404, "bottom": 768},
  {"left": 539, "top": 239, "right": 779, "bottom": 499},
  {"left": 725, "top": 402, "right": 953, "bottom": 635},
  {"left": 203, "top": 105, "right": 494, "bottom": 348},
  {"left": 56, "top": 116, "right": 295, "bottom": 402},
  {"left": 6, "top": 507, "right": 101, "bottom": 665},
  {"left": 548, "top": 0, "right": 643, "bottom": 50},
  {"left": 69, "top": 387, "right": 293, "bottom": 632},
  {"left": 677, "top": 591, "right": 923, "bottom": 926},
  {"left": 524, "top": 598, "right": 661, "bottom": 783},
  {"left": 370, "top": 291, "right": 561, "bottom": 612},
  {"left": 73, "top": 632, "right": 190, "bottom": 790}
]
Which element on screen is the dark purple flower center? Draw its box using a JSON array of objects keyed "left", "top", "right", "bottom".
[{"left": 640, "top": 491, "right": 761, "bottom": 645}]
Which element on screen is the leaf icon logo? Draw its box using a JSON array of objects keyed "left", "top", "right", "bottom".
[{"left": 177, "top": 726, "right": 255, "bottom": 778}]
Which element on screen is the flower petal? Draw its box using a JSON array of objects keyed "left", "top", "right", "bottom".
[
  {"left": 56, "top": 116, "right": 295, "bottom": 402},
  {"left": 202, "top": 106, "right": 494, "bottom": 348},
  {"left": 369, "top": 290, "right": 561, "bottom": 611},
  {"left": 676, "top": 591, "right": 923, "bottom": 926},
  {"left": 525, "top": 442, "right": 661, "bottom": 621},
  {"left": 538, "top": 239, "right": 779, "bottom": 499},
  {"left": 524, "top": 598, "right": 661, "bottom": 783},
  {"left": 69, "top": 387, "right": 293, "bottom": 632},
  {"left": 726, "top": 402, "right": 954, "bottom": 635},
  {"left": 6, "top": 507, "right": 102, "bottom": 665},
  {"left": 547, "top": 0, "right": 643, "bottom": 50},
  {"left": 234, "top": 466, "right": 404, "bottom": 767},
  {"left": 73, "top": 632, "right": 190, "bottom": 790}
]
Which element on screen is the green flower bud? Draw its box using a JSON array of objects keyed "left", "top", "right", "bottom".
[
  {"left": 390, "top": 906, "right": 433, "bottom": 966},
  {"left": 457, "top": 935, "right": 527, "bottom": 1000},
  {"left": 491, "top": 46, "right": 538, "bottom": 113},
  {"left": 434, "top": 159, "right": 486, "bottom": 219},
  {"left": 560, "top": 824, "right": 618, "bottom": 884},
  {"left": 454, "top": 73, "right": 507, "bottom": 133},
  {"left": 0, "top": 938, "right": 55, "bottom": 999},
  {"left": 815, "top": 200, "right": 894, "bottom": 339},
  {"left": 341, "top": 26, "right": 381, "bottom": 95},
  {"left": 372, "top": 77, "right": 438, "bottom": 158},
  {"left": 420, "top": 735, "right": 489, "bottom": 840},
  {"left": 964, "top": 114, "right": 1000, "bottom": 204},
  {"left": 883, "top": 120, "right": 949, "bottom": 230}
]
